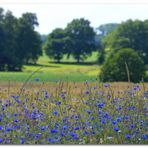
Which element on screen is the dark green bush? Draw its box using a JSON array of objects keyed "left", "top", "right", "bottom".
[{"left": 100, "top": 48, "right": 145, "bottom": 82}]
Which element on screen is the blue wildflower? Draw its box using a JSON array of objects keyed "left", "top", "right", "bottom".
[
  {"left": 53, "top": 110, "right": 58, "bottom": 116},
  {"left": 116, "top": 117, "right": 122, "bottom": 122},
  {"left": 97, "top": 103, "right": 104, "bottom": 108},
  {"left": 51, "top": 129, "right": 58, "bottom": 133},
  {"left": 20, "top": 139, "right": 25, "bottom": 144},
  {"left": 59, "top": 131, "right": 66, "bottom": 137},
  {"left": 85, "top": 90, "right": 90, "bottom": 94},
  {"left": 14, "top": 119, "right": 19, "bottom": 123},
  {"left": 63, "top": 125, "right": 68, "bottom": 130},
  {"left": 112, "top": 121, "right": 117, "bottom": 125},
  {"left": 114, "top": 127, "right": 119, "bottom": 132},
  {"left": 101, "top": 120, "right": 107, "bottom": 124},
  {"left": 56, "top": 101, "right": 61, "bottom": 105},
  {"left": 34, "top": 78, "right": 40, "bottom": 81},
  {"left": 0, "top": 125, "right": 2, "bottom": 130},
  {"left": 0, "top": 138, "right": 3, "bottom": 143},
  {"left": 125, "top": 134, "right": 131, "bottom": 139},
  {"left": 6, "top": 127, "right": 13, "bottom": 132},
  {"left": 74, "top": 126, "right": 80, "bottom": 130},
  {"left": 142, "top": 134, "right": 148, "bottom": 140},
  {"left": 125, "top": 115, "right": 130, "bottom": 120},
  {"left": 87, "top": 110, "right": 92, "bottom": 114},
  {"left": 70, "top": 133, "right": 78, "bottom": 140}
]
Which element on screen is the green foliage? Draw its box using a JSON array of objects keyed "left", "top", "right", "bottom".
[
  {"left": 100, "top": 48, "right": 145, "bottom": 82},
  {"left": 65, "top": 18, "right": 97, "bottom": 63},
  {"left": 0, "top": 8, "right": 42, "bottom": 71},
  {"left": 103, "top": 19, "right": 148, "bottom": 64},
  {"left": 44, "top": 28, "right": 67, "bottom": 63}
]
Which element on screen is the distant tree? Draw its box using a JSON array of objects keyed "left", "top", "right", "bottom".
[
  {"left": 0, "top": 8, "right": 5, "bottom": 71},
  {"left": 95, "top": 23, "right": 119, "bottom": 64},
  {"left": 103, "top": 19, "right": 148, "bottom": 64},
  {"left": 100, "top": 48, "right": 145, "bottom": 82},
  {"left": 65, "top": 18, "right": 97, "bottom": 63},
  {"left": 44, "top": 28, "right": 67, "bottom": 63},
  {"left": 97, "top": 23, "right": 119, "bottom": 36},
  {"left": 3, "top": 10, "right": 22, "bottom": 71},
  {"left": 17, "top": 13, "right": 42, "bottom": 64}
]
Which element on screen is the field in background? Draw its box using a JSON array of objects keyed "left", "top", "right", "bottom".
[{"left": 0, "top": 52, "right": 100, "bottom": 82}]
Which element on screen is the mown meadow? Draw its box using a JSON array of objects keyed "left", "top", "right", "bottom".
[{"left": 0, "top": 53, "right": 148, "bottom": 145}]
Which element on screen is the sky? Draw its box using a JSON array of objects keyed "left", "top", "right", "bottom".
[{"left": 0, "top": 0, "right": 148, "bottom": 34}]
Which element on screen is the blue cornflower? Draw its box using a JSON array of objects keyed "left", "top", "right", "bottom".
[
  {"left": 39, "top": 126, "right": 46, "bottom": 131},
  {"left": 13, "top": 125, "right": 20, "bottom": 129},
  {"left": 74, "top": 126, "right": 80, "bottom": 130},
  {"left": 56, "top": 101, "right": 61, "bottom": 105},
  {"left": 51, "top": 129, "right": 58, "bottom": 133},
  {"left": 53, "top": 110, "right": 58, "bottom": 116},
  {"left": 125, "top": 115, "right": 130, "bottom": 120},
  {"left": 87, "top": 110, "right": 92, "bottom": 114},
  {"left": 0, "top": 138, "right": 3, "bottom": 143},
  {"left": 74, "top": 115, "right": 79, "bottom": 120},
  {"left": 125, "top": 134, "right": 131, "bottom": 139},
  {"left": 142, "top": 134, "right": 148, "bottom": 140},
  {"left": 129, "top": 124, "right": 135, "bottom": 129},
  {"left": 34, "top": 134, "right": 41, "bottom": 139},
  {"left": 116, "top": 117, "right": 122, "bottom": 122},
  {"left": 92, "top": 131, "right": 96, "bottom": 134},
  {"left": 103, "top": 112, "right": 109, "bottom": 118},
  {"left": 59, "top": 131, "right": 66, "bottom": 137},
  {"left": 97, "top": 103, "right": 104, "bottom": 108},
  {"left": 114, "top": 127, "right": 120, "bottom": 132},
  {"left": 112, "top": 121, "right": 117, "bottom": 125},
  {"left": 47, "top": 137, "right": 53, "bottom": 142},
  {"left": 0, "top": 125, "right": 2, "bottom": 130},
  {"left": 34, "top": 78, "right": 40, "bottom": 81},
  {"left": 116, "top": 106, "right": 122, "bottom": 111},
  {"left": 70, "top": 133, "right": 78, "bottom": 140},
  {"left": 101, "top": 120, "right": 107, "bottom": 125},
  {"left": 6, "top": 127, "right": 13, "bottom": 132},
  {"left": 63, "top": 125, "right": 68, "bottom": 130},
  {"left": 20, "top": 139, "right": 25, "bottom": 144},
  {"left": 85, "top": 90, "right": 90, "bottom": 94},
  {"left": 14, "top": 119, "right": 19, "bottom": 123},
  {"left": 90, "top": 117, "right": 95, "bottom": 120}
]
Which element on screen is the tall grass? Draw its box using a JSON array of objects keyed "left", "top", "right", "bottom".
[{"left": 0, "top": 79, "right": 147, "bottom": 144}]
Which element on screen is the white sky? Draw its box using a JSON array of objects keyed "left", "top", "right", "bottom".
[{"left": 0, "top": 0, "right": 148, "bottom": 34}]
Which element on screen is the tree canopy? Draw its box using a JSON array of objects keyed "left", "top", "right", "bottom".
[
  {"left": 0, "top": 8, "right": 42, "bottom": 71},
  {"left": 65, "top": 18, "right": 97, "bottom": 63},
  {"left": 103, "top": 19, "right": 148, "bottom": 64}
]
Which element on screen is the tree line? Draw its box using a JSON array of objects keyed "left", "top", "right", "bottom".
[
  {"left": 0, "top": 7, "right": 148, "bottom": 83},
  {"left": 0, "top": 8, "right": 42, "bottom": 71}
]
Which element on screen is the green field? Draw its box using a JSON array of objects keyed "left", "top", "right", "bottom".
[{"left": 0, "top": 52, "right": 100, "bottom": 82}]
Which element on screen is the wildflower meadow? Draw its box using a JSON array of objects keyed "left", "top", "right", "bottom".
[{"left": 0, "top": 80, "right": 147, "bottom": 144}]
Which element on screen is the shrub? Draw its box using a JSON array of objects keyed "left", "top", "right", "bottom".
[{"left": 100, "top": 48, "right": 145, "bottom": 82}]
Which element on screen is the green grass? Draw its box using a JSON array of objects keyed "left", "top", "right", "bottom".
[{"left": 0, "top": 52, "right": 101, "bottom": 82}]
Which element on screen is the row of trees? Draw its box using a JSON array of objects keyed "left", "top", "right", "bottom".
[
  {"left": 44, "top": 18, "right": 98, "bottom": 63},
  {"left": 0, "top": 8, "right": 42, "bottom": 71}
]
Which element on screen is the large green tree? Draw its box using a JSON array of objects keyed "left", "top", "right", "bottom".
[
  {"left": 65, "top": 18, "right": 97, "bottom": 63},
  {"left": 0, "top": 8, "right": 42, "bottom": 71},
  {"left": 44, "top": 28, "right": 67, "bottom": 63},
  {"left": 103, "top": 19, "right": 148, "bottom": 64},
  {"left": 17, "top": 13, "right": 42, "bottom": 64},
  {"left": 100, "top": 48, "right": 145, "bottom": 82}
]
